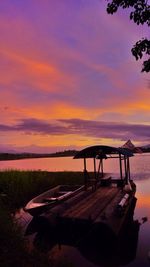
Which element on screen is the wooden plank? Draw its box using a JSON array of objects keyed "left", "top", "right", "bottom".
[
  {"left": 94, "top": 190, "right": 136, "bottom": 235},
  {"left": 63, "top": 187, "right": 119, "bottom": 221},
  {"left": 73, "top": 187, "right": 115, "bottom": 219},
  {"left": 88, "top": 188, "right": 119, "bottom": 221},
  {"left": 67, "top": 188, "right": 111, "bottom": 219},
  {"left": 63, "top": 187, "right": 108, "bottom": 218},
  {"left": 105, "top": 195, "right": 136, "bottom": 235},
  {"left": 95, "top": 190, "right": 123, "bottom": 224},
  {"left": 45, "top": 189, "right": 89, "bottom": 216}
]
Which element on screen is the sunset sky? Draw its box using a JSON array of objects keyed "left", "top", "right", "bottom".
[{"left": 0, "top": 0, "right": 150, "bottom": 153}]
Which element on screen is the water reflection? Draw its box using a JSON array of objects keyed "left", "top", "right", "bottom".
[
  {"left": 79, "top": 221, "right": 140, "bottom": 267},
  {"left": 0, "top": 153, "right": 150, "bottom": 173},
  {"left": 25, "top": 197, "right": 144, "bottom": 267},
  {"left": 0, "top": 157, "right": 83, "bottom": 171}
]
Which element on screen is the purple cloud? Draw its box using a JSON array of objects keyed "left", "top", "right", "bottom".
[
  {"left": 0, "top": 118, "right": 149, "bottom": 142},
  {"left": 59, "top": 119, "right": 150, "bottom": 141}
]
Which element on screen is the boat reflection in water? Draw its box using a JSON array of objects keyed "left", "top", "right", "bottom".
[{"left": 25, "top": 197, "right": 143, "bottom": 267}]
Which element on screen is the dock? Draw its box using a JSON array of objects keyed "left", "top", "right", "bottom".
[
  {"left": 41, "top": 181, "right": 136, "bottom": 238},
  {"left": 25, "top": 145, "right": 136, "bottom": 239}
]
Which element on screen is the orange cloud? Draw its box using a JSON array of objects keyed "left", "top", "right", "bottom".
[{"left": 0, "top": 48, "right": 76, "bottom": 93}]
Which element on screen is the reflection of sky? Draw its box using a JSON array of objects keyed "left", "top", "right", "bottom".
[{"left": 0, "top": 0, "right": 150, "bottom": 152}]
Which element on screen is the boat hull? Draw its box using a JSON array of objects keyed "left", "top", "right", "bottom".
[{"left": 24, "top": 185, "right": 84, "bottom": 216}]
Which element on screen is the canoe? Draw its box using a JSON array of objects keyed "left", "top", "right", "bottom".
[{"left": 24, "top": 184, "right": 84, "bottom": 216}]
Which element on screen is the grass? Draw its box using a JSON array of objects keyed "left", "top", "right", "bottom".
[
  {"left": 0, "top": 170, "right": 83, "bottom": 267},
  {"left": 0, "top": 170, "right": 83, "bottom": 212}
]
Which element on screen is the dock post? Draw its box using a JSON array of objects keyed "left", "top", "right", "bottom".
[
  {"left": 101, "top": 158, "right": 104, "bottom": 177},
  {"left": 119, "top": 154, "right": 123, "bottom": 186},
  {"left": 84, "top": 158, "right": 87, "bottom": 190},
  {"left": 127, "top": 157, "right": 131, "bottom": 182},
  {"left": 94, "top": 158, "right": 96, "bottom": 179},
  {"left": 97, "top": 158, "right": 103, "bottom": 179},
  {"left": 124, "top": 156, "right": 127, "bottom": 184},
  {"left": 93, "top": 158, "right": 97, "bottom": 190}
]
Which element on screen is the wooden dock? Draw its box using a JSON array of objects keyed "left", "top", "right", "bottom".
[
  {"left": 25, "top": 145, "right": 137, "bottom": 239},
  {"left": 43, "top": 182, "right": 136, "bottom": 236}
]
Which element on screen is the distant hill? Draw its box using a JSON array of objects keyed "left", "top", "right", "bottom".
[
  {"left": 0, "top": 142, "right": 150, "bottom": 161},
  {"left": 141, "top": 144, "right": 150, "bottom": 149},
  {"left": 0, "top": 150, "right": 78, "bottom": 161},
  {"left": 140, "top": 144, "right": 150, "bottom": 153}
]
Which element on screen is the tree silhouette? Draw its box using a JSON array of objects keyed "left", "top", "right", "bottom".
[{"left": 106, "top": 0, "right": 150, "bottom": 72}]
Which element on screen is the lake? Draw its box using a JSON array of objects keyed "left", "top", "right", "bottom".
[
  {"left": 0, "top": 153, "right": 150, "bottom": 175},
  {"left": 3, "top": 154, "right": 150, "bottom": 267}
]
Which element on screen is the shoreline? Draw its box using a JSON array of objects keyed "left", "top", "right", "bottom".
[{"left": 0, "top": 151, "right": 77, "bottom": 161}]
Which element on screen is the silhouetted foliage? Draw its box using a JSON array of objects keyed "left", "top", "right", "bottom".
[{"left": 106, "top": 0, "right": 150, "bottom": 72}]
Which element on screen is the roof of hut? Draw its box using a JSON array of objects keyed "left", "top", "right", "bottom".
[{"left": 74, "top": 145, "right": 133, "bottom": 159}]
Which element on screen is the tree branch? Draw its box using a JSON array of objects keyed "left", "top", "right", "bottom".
[{"left": 106, "top": 0, "right": 150, "bottom": 72}]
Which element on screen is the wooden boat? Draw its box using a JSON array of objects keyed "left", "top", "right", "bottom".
[{"left": 24, "top": 184, "right": 84, "bottom": 216}]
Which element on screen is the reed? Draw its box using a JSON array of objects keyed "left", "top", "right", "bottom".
[{"left": 0, "top": 170, "right": 83, "bottom": 212}]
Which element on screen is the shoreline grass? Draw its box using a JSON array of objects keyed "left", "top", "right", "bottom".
[
  {"left": 0, "top": 170, "right": 83, "bottom": 211},
  {"left": 0, "top": 170, "right": 83, "bottom": 267}
]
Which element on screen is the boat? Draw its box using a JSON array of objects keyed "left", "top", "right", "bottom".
[{"left": 24, "top": 184, "right": 84, "bottom": 216}]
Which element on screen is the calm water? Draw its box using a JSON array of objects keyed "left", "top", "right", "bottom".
[
  {"left": 0, "top": 153, "right": 150, "bottom": 174},
  {"left": 3, "top": 154, "right": 150, "bottom": 267}
]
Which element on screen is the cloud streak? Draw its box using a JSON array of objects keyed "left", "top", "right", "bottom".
[{"left": 0, "top": 118, "right": 149, "bottom": 142}]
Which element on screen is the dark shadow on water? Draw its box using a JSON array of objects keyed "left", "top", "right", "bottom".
[
  {"left": 25, "top": 197, "right": 142, "bottom": 267},
  {"left": 79, "top": 220, "right": 140, "bottom": 266}
]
